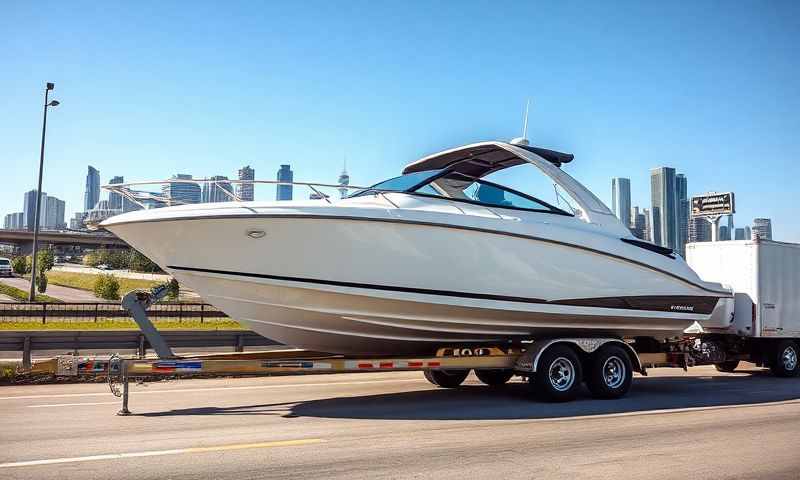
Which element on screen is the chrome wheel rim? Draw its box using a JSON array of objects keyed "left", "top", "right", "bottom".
[
  {"left": 602, "top": 356, "right": 626, "bottom": 389},
  {"left": 548, "top": 357, "right": 575, "bottom": 392},
  {"left": 783, "top": 346, "right": 798, "bottom": 371}
]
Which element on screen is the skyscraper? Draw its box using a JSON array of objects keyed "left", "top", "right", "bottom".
[
  {"left": 752, "top": 218, "right": 773, "bottom": 240},
  {"left": 745, "top": 226, "right": 752, "bottom": 240},
  {"left": 43, "top": 195, "right": 65, "bottom": 230},
  {"left": 650, "top": 167, "right": 677, "bottom": 250},
  {"left": 675, "top": 174, "right": 688, "bottom": 257},
  {"left": 611, "top": 177, "right": 631, "bottom": 227},
  {"left": 276, "top": 165, "right": 293, "bottom": 201},
  {"left": 84, "top": 166, "right": 100, "bottom": 211},
  {"left": 689, "top": 216, "right": 712, "bottom": 243},
  {"left": 108, "top": 176, "right": 124, "bottom": 210},
  {"left": 719, "top": 225, "right": 730, "bottom": 241},
  {"left": 642, "top": 208, "right": 652, "bottom": 242},
  {"left": 734, "top": 228, "right": 747, "bottom": 240},
  {"left": 630, "top": 206, "right": 646, "bottom": 240},
  {"left": 162, "top": 174, "right": 201, "bottom": 205},
  {"left": 236, "top": 166, "right": 255, "bottom": 201},
  {"left": 23, "top": 189, "right": 46, "bottom": 231},
  {"left": 338, "top": 163, "right": 350, "bottom": 199},
  {"left": 202, "top": 176, "right": 234, "bottom": 203}
]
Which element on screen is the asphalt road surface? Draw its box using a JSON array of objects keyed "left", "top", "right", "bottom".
[
  {"left": 2, "top": 364, "right": 800, "bottom": 479},
  {"left": 0, "top": 276, "right": 98, "bottom": 302}
]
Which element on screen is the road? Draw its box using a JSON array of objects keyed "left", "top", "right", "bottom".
[
  {"left": 0, "top": 276, "right": 98, "bottom": 302},
  {"left": 2, "top": 364, "right": 800, "bottom": 479}
]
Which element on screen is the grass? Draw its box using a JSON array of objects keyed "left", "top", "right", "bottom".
[
  {"left": 0, "top": 283, "right": 62, "bottom": 303},
  {"left": 45, "top": 271, "right": 161, "bottom": 294},
  {"left": 0, "top": 319, "right": 245, "bottom": 330}
]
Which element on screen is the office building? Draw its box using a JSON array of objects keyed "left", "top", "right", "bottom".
[
  {"left": 202, "top": 176, "right": 234, "bottom": 203},
  {"left": 162, "top": 174, "right": 201, "bottom": 205},
  {"left": 642, "top": 208, "right": 651, "bottom": 242},
  {"left": 745, "top": 226, "right": 751, "bottom": 240},
  {"left": 689, "top": 216, "right": 712, "bottom": 243},
  {"left": 23, "top": 189, "right": 47, "bottom": 231},
  {"left": 630, "top": 206, "right": 646, "bottom": 240},
  {"left": 276, "top": 164, "right": 293, "bottom": 201},
  {"left": 236, "top": 166, "right": 255, "bottom": 201},
  {"left": 650, "top": 167, "right": 678, "bottom": 250},
  {"left": 752, "top": 218, "right": 773, "bottom": 240},
  {"left": 84, "top": 166, "right": 100, "bottom": 211},
  {"left": 108, "top": 176, "right": 124, "bottom": 210},
  {"left": 719, "top": 225, "right": 730, "bottom": 241},
  {"left": 70, "top": 212, "right": 87, "bottom": 231},
  {"left": 734, "top": 228, "right": 747, "bottom": 240},
  {"left": 43, "top": 195, "right": 65, "bottom": 230},
  {"left": 675, "top": 174, "right": 688, "bottom": 257},
  {"left": 611, "top": 178, "right": 631, "bottom": 226},
  {"left": 3, "top": 212, "right": 24, "bottom": 229}
]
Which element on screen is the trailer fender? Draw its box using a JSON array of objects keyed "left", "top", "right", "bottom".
[{"left": 514, "top": 338, "right": 643, "bottom": 375}]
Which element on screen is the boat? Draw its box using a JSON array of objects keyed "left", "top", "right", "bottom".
[{"left": 101, "top": 140, "right": 733, "bottom": 355}]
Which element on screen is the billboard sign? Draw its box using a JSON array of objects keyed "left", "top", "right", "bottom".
[{"left": 691, "top": 192, "right": 735, "bottom": 217}]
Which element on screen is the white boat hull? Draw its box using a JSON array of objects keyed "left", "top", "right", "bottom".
[{"left": 105, "top": 206, "right": 729, "bottom": 355}]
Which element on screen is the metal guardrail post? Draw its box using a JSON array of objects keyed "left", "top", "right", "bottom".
[
  {"left": 95, "top": 303, "right": 99, "bottom": 323},
  {"left": 138, "top": 334, "right": 146, "bottom": 359},
  {"left": 200, "top": 303, "right": 204, "bottom": 324},
  {"left": 42, "top": 303, "right": 46, "bottom": 325},
  {"left": 22, "top": 336, "right": 31, "bottom": 371},
  {"left": 236, "top": 334, "right": 244, "bottom": 353},
  {"left": 117, "top": 361, "right": 131, "bottom": 416}
]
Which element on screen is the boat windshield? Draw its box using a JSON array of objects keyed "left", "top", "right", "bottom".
[
  {"left": 411, "top": 172, "right": 570, "bottom": 215},
  {"left": 349, "top": 169, "right": 444, "bottom": 197}
]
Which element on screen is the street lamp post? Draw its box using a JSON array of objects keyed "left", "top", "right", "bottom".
[{"left": 28, "top": 82, "right": 59, "bottom": 301}]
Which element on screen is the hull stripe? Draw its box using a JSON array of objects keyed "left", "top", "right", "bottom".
[{"left": 168, "top": 265, "right": 722, "bottom": 315}]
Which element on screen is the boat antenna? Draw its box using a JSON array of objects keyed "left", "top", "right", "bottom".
[{"left": 510, "top": 99, "right": 531, "bottom": 146}]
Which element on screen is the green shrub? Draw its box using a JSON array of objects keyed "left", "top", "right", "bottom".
[
  {"left": 93, "top": 274, "right": 120, "bottom": 300},
  {"left": 11, "top": 257, "right": 26, "bottom": 275},
  {"left": 128, "top": 250, "right": 161, "bottom": 273},
  {"left": 36, "top": 272, "right": 48, "bottom": 294},
  {"left": 37, "top": 250, "right": 55, "bottom": 273},
  {"left": 166, "top": 278, "right": 180, "bottom": 300}
]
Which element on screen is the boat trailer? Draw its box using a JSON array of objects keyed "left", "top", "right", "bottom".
[{"left": 19, "top": 284, "right": 691, "bottom": 414}]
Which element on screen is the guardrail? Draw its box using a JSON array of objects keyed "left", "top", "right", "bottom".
[
  {"left": 0, "top": 302, "right": 228, "bottom": 324},
  {"left": 0, "top": 330, "right": 281, "bottom": 369}
]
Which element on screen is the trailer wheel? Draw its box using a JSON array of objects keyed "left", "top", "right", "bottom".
[
  {"left": 586, "top": 344, "right": 633, "bottom": 399},
  {"left": 770, "top": 341, "right": 800, "bottom": 378},
  {"left": 474, "top": 369, "right": 514, "bottom": 386},
  {"left": 423, "top": 369, "right": 470, "bottom": 388},
  {"left": 714, "top": 360, "right": 740, "bottom": 373},
  {"left": 531, "top": 345, "right": 582, "bottom": 402}
]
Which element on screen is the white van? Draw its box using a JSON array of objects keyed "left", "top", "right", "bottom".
[{"left": 0, "top": 257, "right": 12, "bottom": 277}]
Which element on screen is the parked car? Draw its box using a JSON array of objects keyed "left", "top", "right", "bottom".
[
  {"left": 96, "top": 264, "right": 113, "bottom": 270},
  {"left": 0, "top": 257, "right": 12, "bottom": 277}
]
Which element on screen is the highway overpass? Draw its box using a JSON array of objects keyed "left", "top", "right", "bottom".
[{"left": 0, "top": 229, "right": 128, "bottom": 253}]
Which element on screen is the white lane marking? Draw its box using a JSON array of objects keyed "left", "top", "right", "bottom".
[
  {"left": 0, "top": 438, "right": 325, "bottom": 469},
  {"left": 0, "top": 378, "right": 426, "bottom": 401},
  {"left": 27, "top": 402, "right": 121, "bottom": 408}
]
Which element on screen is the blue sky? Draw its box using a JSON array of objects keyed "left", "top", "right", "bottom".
[{"left": 3, "top": 1, "right": 799, "bottom": 239}]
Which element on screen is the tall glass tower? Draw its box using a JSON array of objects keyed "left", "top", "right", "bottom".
[
  {"left": 675, "top": 173, "right": 688, "bottom": 257},
  {"left": 650, "top": 167, "right": 677, "bottom": 251},
  {"left": 276, "top": 165, "right": 293, "bottom": 201},
  {"left": 611, "top": 177, "right": 631, "bottom": 227},
  {"left": 236, "top": 166, "right": 255, "bottom": 201},
  {"left": 338, "top": 163, "right": 350, "bottom": 199},
  {"left": 84, "top": 166, "right": 100, "bottom": 211},
  {"left": 752, "top": 218, "right": 773, "bottom": 240},
  {"left": 162, "top": 174, "right": 201, "bottom": 205}
]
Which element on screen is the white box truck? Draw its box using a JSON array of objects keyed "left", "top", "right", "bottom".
[{"left": 686, "top": 238, "right": 800, "bottom": 375}]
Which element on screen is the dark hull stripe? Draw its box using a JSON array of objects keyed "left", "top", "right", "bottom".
[
  {"left": 168, "top": 265, "right": 722, "bottom": 315},
  {"left": 108, "top": 213, "right": 731, "bottom": 295}
]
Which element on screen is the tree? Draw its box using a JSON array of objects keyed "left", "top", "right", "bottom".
[
  {"left": 166, "top": 278, "right": 180, "bottom": 301},
  {"left": 128, "top": 250, "right": 160, "bottom": 273},
  {"left": 11, "top": 257, "right": 26, "bottom": 275}
]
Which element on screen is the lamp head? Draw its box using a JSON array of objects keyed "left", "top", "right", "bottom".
[
  {"left": 48, "top": 100, "right": 60, "bottom": 107},
  {"left": 46, "top": 82, "right": 55, "bottom": 91}
]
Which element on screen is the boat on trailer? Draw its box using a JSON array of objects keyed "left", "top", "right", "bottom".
[{"left": 101, "top": 140, "right": 733, "bottom": 355}]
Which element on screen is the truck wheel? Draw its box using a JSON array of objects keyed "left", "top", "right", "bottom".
[
  {"left": 423, "top": 369, "right": 470, "bottom": 388},
  {"left": 770, "top": 341, "right": 800, "bottom": 378},
  {"left": 586, "top": 345, "right": 633, "bottom": 399},
  {"left": 474, "top": 369, "right": 514, "bottom": 386},
  {"left": 714, "top": 360, "right": 740, "bottom": 373},
  {"left": 531, "top": 345, "right": 582, "bottom": 402}
]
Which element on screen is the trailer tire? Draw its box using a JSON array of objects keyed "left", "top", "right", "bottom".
[
  {"left": 531, "top": 345, "right": 582, "bottom": 402},
  {"left": 714, "top": 360, "right": 740, "bottom": 373},
  {"left": 423, "top": 369, "right": 470, "bottom": 388},
  {"left": 474, "top": 369, "right": 514, "bottom": 386},
  {"left": 586, "top": 344, "right": 633, "bottom": 399},
  {"left": 770, "top": 341, "right": 800, "bottom": 378}
]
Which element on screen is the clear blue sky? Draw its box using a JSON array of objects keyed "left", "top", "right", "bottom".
[{"left": 3, "top": 1, "right": 799, "bottom": 239}]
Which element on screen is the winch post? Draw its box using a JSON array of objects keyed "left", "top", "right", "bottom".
[
  {"left": 117, "top": 360, "right": 131, "bottom": 416},
  {"left": 121, "top": 284, "right": 177, "bottom": 359}
]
